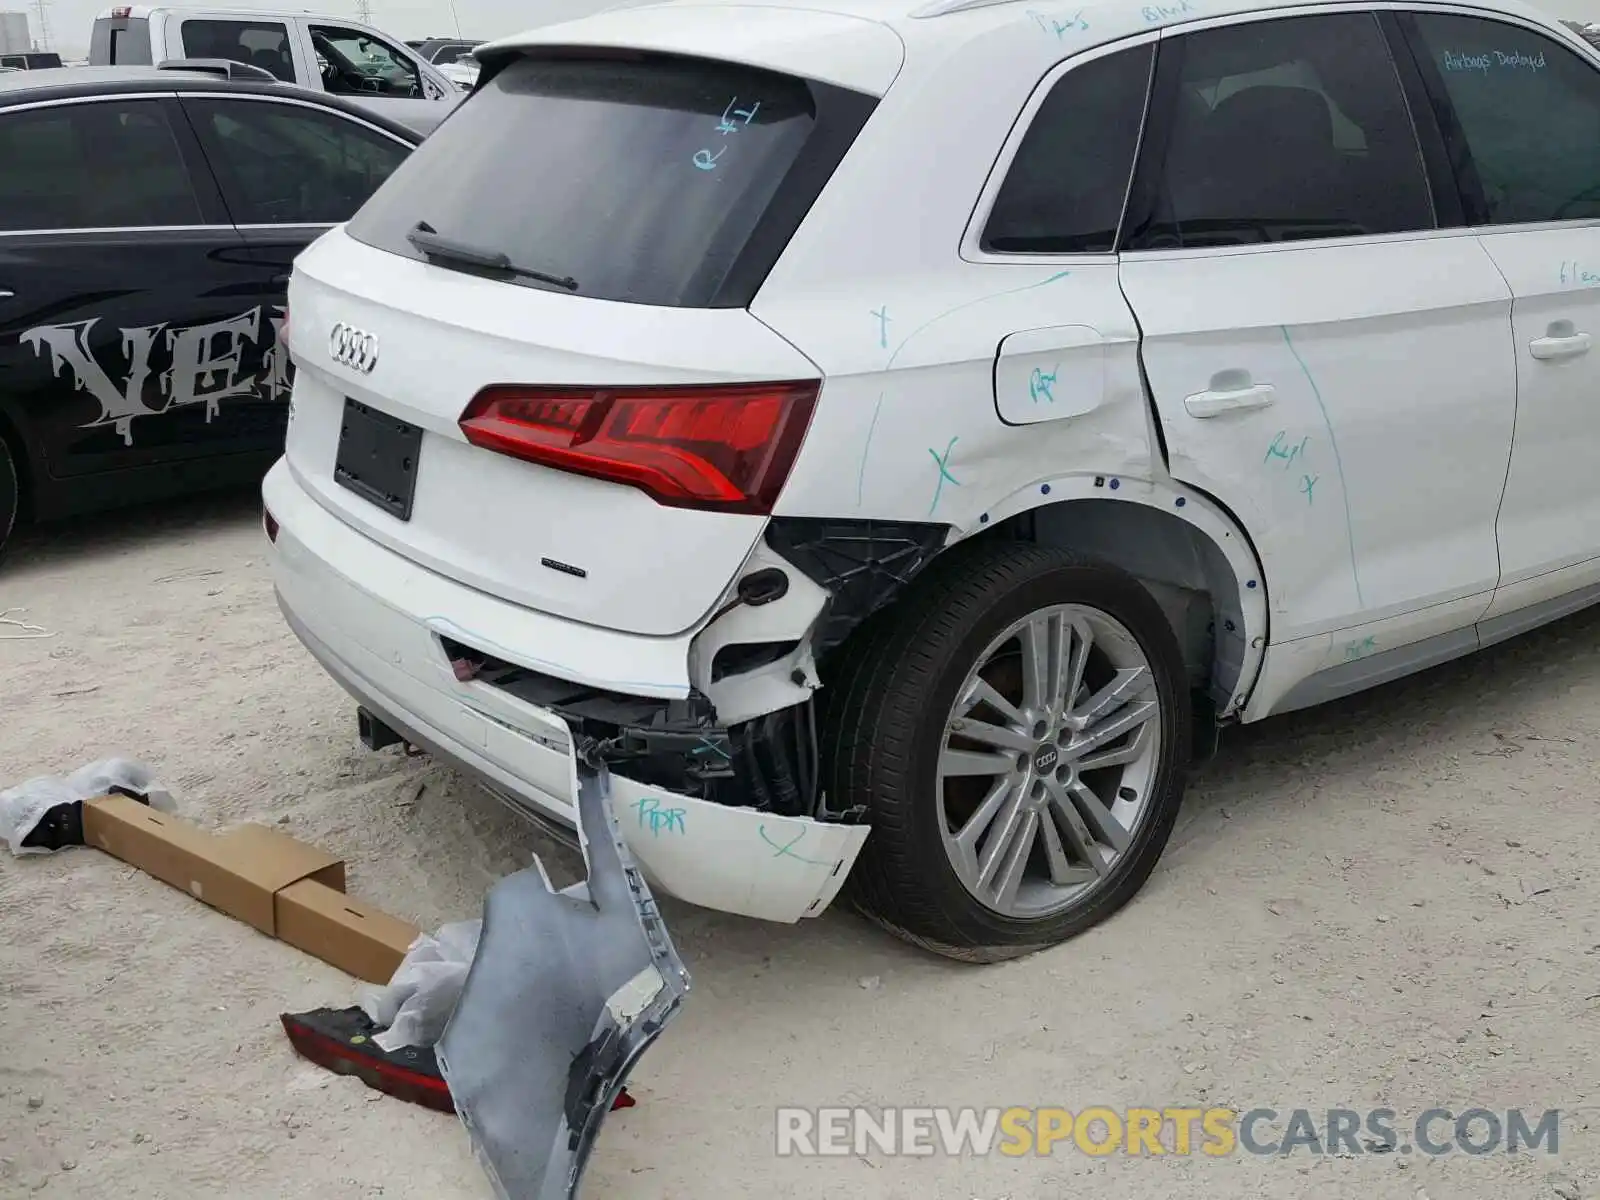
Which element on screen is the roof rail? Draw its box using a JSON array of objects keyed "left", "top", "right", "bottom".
[
  {"left": 157, "top": 57, "right": 279, "bottom": 82},
  {"left": 909, "top": 0, "right": 1025, "bottom": 16}
]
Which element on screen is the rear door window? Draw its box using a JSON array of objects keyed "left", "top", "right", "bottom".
[
  {"left": 1125, "top": 13, "right": 1436, "bottom": 248},
  {"left": 179, "top": 19, "right": 295, "bottom": 82},
  {"left": 344, "top": 53, "right": 876, "bottom": 307},
  {"left": 0, "top": 99, "right": 204, "bottom": 231},
  {"left": 186, "top": 98, "right": 413, "bottom": 225}
]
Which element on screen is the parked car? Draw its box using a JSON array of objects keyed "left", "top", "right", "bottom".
[
  {"left": 0, "top": 52, "right": 64, "bottom": 69},
  {"left": 1563, "top": 17, "right": 1600, "bottom": 49},
  {"left": 411, "top": 37, "right": 481, "bottom": 65},
  {"left": 88, "top": 6, "right": 459, "bottom": 133},
  {"left": 437, "top": 58, "right": 478, "bottom": 89},
  {"left": 265, "top": 0, "right": 1600, "bottom": 959},
  {"left": 0, "top": 63, "right": 420, "bottom": 557}
]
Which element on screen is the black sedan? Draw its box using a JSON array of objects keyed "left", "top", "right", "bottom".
[{"left": 0, "top": 63, "right": 422, "bottom": 556}]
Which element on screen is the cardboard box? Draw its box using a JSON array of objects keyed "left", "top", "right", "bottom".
[
  {"left": 84, "top": 795, "right": 418, "bottom": 984},
  {"left": 276, "top": 880, "right": 421, "bottom": 987}
]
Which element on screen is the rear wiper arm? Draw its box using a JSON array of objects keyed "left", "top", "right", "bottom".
[{"left": 406, "top": 221, "right": 578, "bottom": 291}]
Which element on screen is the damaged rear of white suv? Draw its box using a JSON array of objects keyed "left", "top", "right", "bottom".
[{"left": 266, "top": 0, "right": 1256, "bottom": 966}]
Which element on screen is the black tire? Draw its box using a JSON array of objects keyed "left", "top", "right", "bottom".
[
  {"left": 0, "top": 436, "right": 18, "bottom": 564},
  {"left": 820, "top": 539, "right": 1192, "bottom": 962}
]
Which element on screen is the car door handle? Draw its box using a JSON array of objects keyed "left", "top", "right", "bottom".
[
  {"left": 0, "top": 289, "right": 13, "bottom": 300},
  {"left": 1184, "top": 382, "right": 1276, "bottom": 418},
  {"left": 1529, "top": 332, "right": 1592, "bottom": 360}
]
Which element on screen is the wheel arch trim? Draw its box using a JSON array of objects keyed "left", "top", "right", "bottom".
[{"left": 944, "top": 471, "right": 1270, "bottom": 717}]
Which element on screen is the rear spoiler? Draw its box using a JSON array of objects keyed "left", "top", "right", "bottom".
[{"left": 158, "top": 57, "right": 279, "bottom": 83}]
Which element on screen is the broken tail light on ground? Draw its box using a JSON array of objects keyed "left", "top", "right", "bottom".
[
  {"left": 280, "top": 1007, "right": 456, "bottom": 1112},
  {"left": 458, "top": 381, "right": 818, "bottom": 514},
  {"left": 279, "top": 1007, "right": 636, "bottom": 1117}
]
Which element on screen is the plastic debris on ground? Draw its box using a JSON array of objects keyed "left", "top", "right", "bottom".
[
  {"left": 436, "top": 761, "right": 689, "bottom": 1200},
  {"left": 359, "top": 918, "right": 482, "bottom": 1052},
  {"left": 0, "top": 757, "right": 174, "bottom": 855}
]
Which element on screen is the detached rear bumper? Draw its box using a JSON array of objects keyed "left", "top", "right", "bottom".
[{"left": 263, "top": 458, "right": 868, "bottom": 923}]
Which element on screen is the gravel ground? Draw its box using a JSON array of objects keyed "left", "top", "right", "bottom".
[{"left": 1, "top": 490, "right": 1597, "bottom": 1200}]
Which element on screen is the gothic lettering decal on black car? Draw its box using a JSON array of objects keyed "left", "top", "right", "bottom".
[{"left": 21, "top": 304, "right": 291, "bottom": 445}]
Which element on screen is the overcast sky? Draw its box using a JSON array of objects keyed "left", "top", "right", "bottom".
[{"left": 15, "top": 0, "right": 628, "bottom": 59}]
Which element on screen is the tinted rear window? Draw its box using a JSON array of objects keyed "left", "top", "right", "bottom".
[
  {"left": 92, "top": 19, "right": 153, "bottom": 64},
  {"left": 345, "top": 53, "right": 875, "bottom": 308}
]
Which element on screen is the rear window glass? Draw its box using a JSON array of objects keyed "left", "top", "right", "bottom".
[
  {"left": 344, "top": 53, "right": 874, "bottom": 308},
  {"left": 106, "top": 23, "right": 155, "bottom": 66}
]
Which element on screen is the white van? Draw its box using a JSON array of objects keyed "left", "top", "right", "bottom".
[{"left": 88, "top": 6, "right": 459, "bottom": 133}]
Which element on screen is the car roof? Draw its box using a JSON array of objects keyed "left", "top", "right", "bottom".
[
  {"left": 0, "top": 65, "right": 425, "bottom": 140},
  {"left": 95, "top": 5, "right": 320, "bottom": 16},
  {"left": 486, "top": 0, "right": 1578, "bottom": 86}
]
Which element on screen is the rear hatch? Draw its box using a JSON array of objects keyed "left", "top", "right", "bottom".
[
  {"left": 89, "top": 13, "right": 154, "bottom": 64},
  {"left": 285, "top": 43, "right": 879, "bottom": 637}
]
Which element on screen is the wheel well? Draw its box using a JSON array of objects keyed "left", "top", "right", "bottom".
[
  {"left": 0, "top": 407, "right": 31, "bottom": 522},
  {"left": 973, "top": 499, "right": 1247, "bottom": 712}
]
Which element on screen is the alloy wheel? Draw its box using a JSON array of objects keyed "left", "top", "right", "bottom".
[{"left": 938, "top": 603, "right": 1162, "bottom": 918}]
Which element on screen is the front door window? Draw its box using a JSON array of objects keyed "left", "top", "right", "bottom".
[{"left": 309, "top": 25, "right": 423, "bottom": 99}]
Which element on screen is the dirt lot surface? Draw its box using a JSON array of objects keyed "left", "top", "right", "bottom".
[{"left": 2, "top": 492, "right": 1597, "bottom": 1199}]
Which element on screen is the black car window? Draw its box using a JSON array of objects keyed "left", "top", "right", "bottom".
[
  {"left": 187, "top": 98, "right": 411, "bottom": 225},
  {"left": 0, "top": 99, "right": 203, "bottom": 232},
  {"left": 310, "top": 25, "right": 423, "bottom": 98},
  {"left": 1128, "top": 13, "right": 1435, "bottom": 249},
  {"left": 1407, "top": 13, "right": 1600, "bottom": 224},
  {"left": 983, "top": 45, "right": 1154, "bottom": 254},
  {"left": 179, "top": 19, "right": 295, "bottom": 82},
  {"left": 345, "top": 53, "right": 876, "bottom": 308}
]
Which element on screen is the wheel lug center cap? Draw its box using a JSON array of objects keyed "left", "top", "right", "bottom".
[{"left": 1033, "top": 744, "right": 1061, "bottom": 776}]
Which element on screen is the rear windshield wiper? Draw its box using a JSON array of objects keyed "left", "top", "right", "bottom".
[{"left": 406, "top": 221, "right": 578, "bottom": 291}]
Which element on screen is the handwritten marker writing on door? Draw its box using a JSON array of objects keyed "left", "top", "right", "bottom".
[{"left": 1264, "top": 431, "right": 1310, "bottom": 469}]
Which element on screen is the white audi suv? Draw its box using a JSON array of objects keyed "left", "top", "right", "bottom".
[{"left": 267, "top": 0, "right": 1600, "bottom": 958}]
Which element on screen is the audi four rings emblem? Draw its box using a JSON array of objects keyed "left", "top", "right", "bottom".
[{"left": 329, "top": 322, "right": 379, "bottom": 374}]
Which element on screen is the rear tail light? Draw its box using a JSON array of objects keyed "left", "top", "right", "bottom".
[
  {"left": 280, "top": 1008, "right": 636, "bottom": 1114},
  {"left": 458, "top": 381, "right": 819, "bottom": 515}
]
